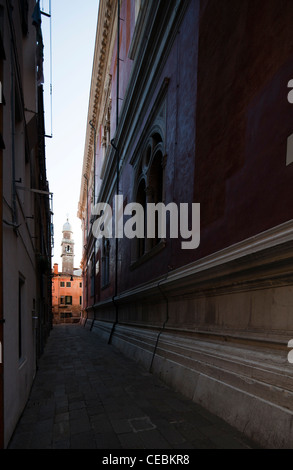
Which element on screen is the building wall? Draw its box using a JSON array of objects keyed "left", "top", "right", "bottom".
[
  {"left": 1, "top": 0, "right": 52, "bottom": 448},
  {"left": 52, "top": 265, "right": 82, "bottom": 324},
  {"left": 194, "top": 0, "right": 293, "bottom": 258},
  {"left": 78, "top": 0, "right": 293, "bottom": 448}
]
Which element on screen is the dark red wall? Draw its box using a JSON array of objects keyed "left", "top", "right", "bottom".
[
  {"left": 97, "top": 0, "right": 293, "bottom": 301},
  {"left": 194, "top": 0, "right": 293, "bottom": 259},
  {"left": 115, "top": 0, "right": 200, "bottom": 294}
]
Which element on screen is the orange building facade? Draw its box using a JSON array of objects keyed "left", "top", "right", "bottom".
[{"left": 52, "top": 264, "right": 82, "bottom": 324}]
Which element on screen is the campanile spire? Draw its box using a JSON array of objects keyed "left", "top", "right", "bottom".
[{"left": 61, "top": 218, "right": 74, "bottom": 274}]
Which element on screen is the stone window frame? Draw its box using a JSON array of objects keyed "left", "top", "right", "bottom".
[
  {"left": 130, "top": 124, "right": 167, "bottom": 269},
  {"left": 128, "top": 78, "right": 169, "bottom": 269}
]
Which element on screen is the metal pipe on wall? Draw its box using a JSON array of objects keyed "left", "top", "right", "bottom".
[
  {"left": 83, "top": 174, "right": 89, "bottom": 327},
  {"left": 89, "top": 121, "right": 96, "bottom": 331},
  {"left": 10, "top": 37, "right": 17, "bottom": 226},
  {"left": 108, "top": 0, "right": 120, "bottom": 345}
]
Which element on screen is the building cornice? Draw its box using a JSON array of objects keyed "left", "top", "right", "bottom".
[
  {"left": 77, "top": 0, "right": 116, "bottom": 220},
  {"left": 110, "top": 219, "right": 293, "bottom": 302}
]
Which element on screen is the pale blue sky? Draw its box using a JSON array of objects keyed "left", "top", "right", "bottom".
[{"left": 41, "top": 0, "right": 99, "bottom": 268}]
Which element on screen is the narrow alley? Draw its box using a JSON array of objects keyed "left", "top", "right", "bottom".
[{"left": 8, "top": 324, "right": 258, "bottom": 451}]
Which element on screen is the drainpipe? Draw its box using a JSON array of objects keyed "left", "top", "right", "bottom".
[
  {"left": 57, "top": 270, "right": 59, "bottom": 324},
  {"left": 149, "top": 275, "right": 170, "bottom": 373},
  {"left": 89, "top": 121, "right": 96, "bottom": 331},
  {"left": 108, "top": 0, "right": 120, "bottom": 345},
  {"left": 10, "top": 39, "right": 17, "bottom": 227},
  {"left": 108, "top": 139, "right": 120, "bottom": 345},
  {"left": 83, "top": 174, "right": 89, "bottom": 327},
  {"left": 116, "top": 0, "right": 120, "bottom": 133}
]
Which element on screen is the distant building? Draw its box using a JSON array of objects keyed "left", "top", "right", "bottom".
[
  {"left": 52, "top": 265, "right": 82, "bottom": 324},
  {"left": 78, "top": 0, "right": 293, "bottom": 449},
  {"left": 0, "top": 0, "right": 52, "bottom": 448},
  {"left": 61, "top": 218, "right": 75, "bottom": 274},
  {"left": 52, "top": 220, "right": 82, "bottom": 324}
]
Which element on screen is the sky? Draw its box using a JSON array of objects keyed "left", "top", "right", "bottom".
[{"left": 41, "top": 0, "right": 99, "bottom": 269}]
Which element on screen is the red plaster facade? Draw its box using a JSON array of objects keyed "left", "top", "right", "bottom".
[
  {"left": 52, "top": 264, "right": 82, "bottom": 324},
  {"left": 194, "top": 0, "right": 293, "bottom": 258}
]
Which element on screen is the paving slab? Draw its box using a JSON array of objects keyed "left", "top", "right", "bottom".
[{"left": 7, "top": 324, "right": 260, "bottom": 450}]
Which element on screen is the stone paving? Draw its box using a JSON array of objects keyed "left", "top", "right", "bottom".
[{"left": 8, "top": 324, "right": 259, "bottom": 450}]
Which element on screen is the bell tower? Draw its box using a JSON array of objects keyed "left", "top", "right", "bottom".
[{"left": 61, "top": 218, "right": 74, "bottom": 274}]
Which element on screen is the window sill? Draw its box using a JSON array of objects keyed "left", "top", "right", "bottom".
[{"left": 130, "top": 239, "right": 166, "bottom": 271}]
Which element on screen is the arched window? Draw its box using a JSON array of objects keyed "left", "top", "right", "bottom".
[
  {"left": 148, "top": 150, "right": 164, "bottom": 248},
  {"left": 133, "top": 129, "right": 166, "bottom": 261},
  {"left": 136, "top": 178, "right": 147, "bottom": 258}
]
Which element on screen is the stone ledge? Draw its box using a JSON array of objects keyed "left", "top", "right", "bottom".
[{"left": 88, "top": 320, "right": 293, "bottom": 448}]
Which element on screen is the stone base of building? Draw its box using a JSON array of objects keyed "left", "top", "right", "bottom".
[
  {"left": 81, "top": 222, "right": 293, "bottom": 449},
  {"left": 81, "top": 318, "right": 293, "bottom": 449}
]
